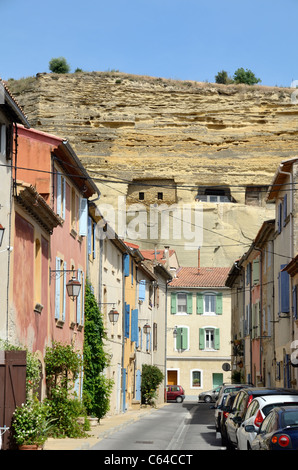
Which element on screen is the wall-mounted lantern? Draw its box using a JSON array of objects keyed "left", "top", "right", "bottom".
[
  {"left": 108, "top": 307, "right": 119, "bottom": 324},
  {"left": 49, "top": 268, "right": 81, "bottom": 301}
]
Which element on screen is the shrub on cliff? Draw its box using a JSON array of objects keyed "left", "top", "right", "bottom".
[
  {"left": 233, "top": 68, "right": 261, "bottom": 85},
  {"left": 49, "top": 57, "right": 70, "bottom": 74}
]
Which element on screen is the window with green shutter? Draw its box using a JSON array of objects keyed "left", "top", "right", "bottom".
[
  {"left": 252, "top": 258, "right": 260, "bottom": 285},
  {"left": 176, "top": 327, "right": 188, "bottom": 350},
  {"left": 171, "top": 292, "right": 177, "bottom": 314},
  {"left": 197, "top": 293, "right": 203, "bottom": 314},
  {"left": 216, "top": 293, "right": 222, "bottom": 315},
  {"left": 199, "top": 328, "right": 220, "bottom": 350}
]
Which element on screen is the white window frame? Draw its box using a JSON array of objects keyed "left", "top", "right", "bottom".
[
  {"left": 204, "top": 292, "right": 216, "bottom": 315},
  {"left": 0, "top": 124, "right": 6, "bottom": 157},
  {"left": 177, "top": 293, "right": 187, "bottom": 314},
  {"left": 205, "top": 328, "right": 215, "bottom": 350},
  {"left": 190, "top": 369, "right": 203, "bottom": 390}
]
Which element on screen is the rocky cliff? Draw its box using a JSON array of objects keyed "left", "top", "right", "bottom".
[{"left": 8, "top": 72, "right": 298, "bottom": 267}]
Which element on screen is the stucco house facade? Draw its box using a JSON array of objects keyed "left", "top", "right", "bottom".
[{"left": 167, "top": 265, "right": 231, "bottom": 400}]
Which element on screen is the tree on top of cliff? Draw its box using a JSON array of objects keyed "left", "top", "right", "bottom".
[
  {"left": 49, "top": 57, "right": 70, "bottom": 74},
  {"left": 215, "top": 70, "right": 234, "bottom": 84},
  {"left": 233, "top": 68, "right": 261, "bottom": 85}
]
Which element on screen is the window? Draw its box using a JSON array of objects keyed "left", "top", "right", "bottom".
[
  {"left": 56, "top": 171, "right": 66, "bottom": 219},
  {"left": 199, "top": 327, "right": 220, "bottom": 350},
  {"left": 191, "top": 370, "right": 201, "bottom": 388},
  {"left": 54, "top": 257, "right": 66, "bottom": 324},
  {"left": 195, "top": 186, "right": 232, "bottom": 203},
  {"left": 177, "top": 293, "right": 187, "bottom": 313},
  {"left": 197, "top": 292, "right": 222, "bottom": 315},
  {"left": 176, "top": 327, "right": 188, "bottom": 351},
  {"left": 204, "top": 294, "right": 216, "bottom": 314},
  {"left": 171, "top": 292, "right": 193, "bottom": 314},
  {"left": 279, "top": 264, "right": 289, "bottom": 314},
  {"left": 139, "top": 192, "right": 144, "bottom": 200},
  {"left": 157, "top": 192, "right": 163, "bottom": 200}
]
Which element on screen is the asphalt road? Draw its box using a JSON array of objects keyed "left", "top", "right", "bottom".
[{"left": 91, "top": 401, "right": 224, "bottom": 451}]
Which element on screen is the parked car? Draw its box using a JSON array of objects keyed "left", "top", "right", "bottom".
[
  {"left": 166, "top": 385, "right": 185, "bottom": 403},
  {"left": 212, "top": 393, "right": 229, "bottom": 432},
  {"left": 217, "top": 383, "right": 253, "bottom": 402},
  {"left": 219, "top": 391, "right": 239, "bottom": 447},
  {"left": 251, "top": 406, "right": 298, "bottom": 450},
  {"left": 198, "top": 386, "right": 222, "bottom": 403},
  {"left": 237, "top": 394, "right": 298, "bottom": 450},
  {"left": 198, "top": 383, "right": 252, "bottom": 404},
  {"left": 225, "top": 388, "right": 298, "bottom": 450}
]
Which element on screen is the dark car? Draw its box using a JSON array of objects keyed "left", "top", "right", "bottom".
[
  {"left": 166, "top": 385, "right": 185, "bottom": 403},
  {"left": 219, "top": 391, "right": 239, "bottom": 447},
  {"left": 251, "top": 406, "right": 298, "bottom": 450},
  {"left": 225, "top": 388, "right": 298, "bottom": 450}
]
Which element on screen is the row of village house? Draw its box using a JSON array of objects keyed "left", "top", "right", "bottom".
[
  {"left": 226, "top": 158, "right": 298, "bottom": 390},
  {"left": 7, "top": 74, "right": 298, "bottom": 420},
  {"left": 0, "top": 80, "right": 235, "bottom": 421}
]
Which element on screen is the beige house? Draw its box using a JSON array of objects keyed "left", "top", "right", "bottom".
[{"left": 167, "top": 265, "right": 231, "bottom": 400}]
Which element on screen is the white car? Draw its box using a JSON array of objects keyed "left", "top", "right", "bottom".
[{"left": 237, "top": 394, "right": 298, "bottom": 450}]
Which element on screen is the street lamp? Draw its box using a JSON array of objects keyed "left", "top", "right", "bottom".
[
  {"left": 143, "top": 323, "right": 151, "bottom": 335},
  {"left": 49, "top": 268, "right": 82, "bottom": 301},
  {"left": 0, "top": 224, "right": 5, "bottom": 247},
  {"left": 108, "top": 307, "right": 119, "bottom": 324},
  {"left": 66, "top": 276, "right": 81, "bottom": 301}
]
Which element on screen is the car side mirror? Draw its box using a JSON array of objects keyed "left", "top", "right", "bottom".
[
  {"left": 244, "top": 425, "right": 256, "bottom": 433},
  {"left": 232, "top": 416, "right": 242, "bottom": 424}
]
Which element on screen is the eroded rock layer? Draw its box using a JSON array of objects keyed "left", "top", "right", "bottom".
[{"left": 9, "top": 72, "right": 298, "bottom": 266}]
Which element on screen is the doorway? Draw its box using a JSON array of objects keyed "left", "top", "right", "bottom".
[{"left": 167, "top": 370, "right": 178, "bottom": 385}]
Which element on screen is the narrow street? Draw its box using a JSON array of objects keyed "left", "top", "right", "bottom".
[{"left": 91, "top": 402, "right": 224, "bottom": 451}]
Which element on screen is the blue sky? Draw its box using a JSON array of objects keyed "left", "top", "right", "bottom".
[{"left": 1, "top": 0, "right": 298, "bottom": 87}]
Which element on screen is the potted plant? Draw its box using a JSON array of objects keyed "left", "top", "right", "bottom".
[{"left": 12, "top": 397, "right": 53, "bottom": 450}]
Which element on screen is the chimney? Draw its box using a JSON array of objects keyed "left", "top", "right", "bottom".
[
  {"left": 164, "top": 246, "right": 170, "bottom": 268},
  {"left": 198, "top": 248, "right": 200, "bottom": 273}
]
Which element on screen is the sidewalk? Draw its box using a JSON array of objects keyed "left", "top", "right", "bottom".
[{"left": 43, "top": 403, "right": 169, "bottom": 451}]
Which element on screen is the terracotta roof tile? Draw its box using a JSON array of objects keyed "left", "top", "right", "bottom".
[
  {"left": 169, "top": 267, "right": 230, "bottom": 288},
  {"left": 141, "top": 249, "right": 175, "bottom": 264}
]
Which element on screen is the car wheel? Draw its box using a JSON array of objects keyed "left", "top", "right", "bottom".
[
  {"left": 204, "top": 395, "right": 212, "bottom": 403},
  {"left": 176, "top": 396, "right": 183, "bottom": 403}
]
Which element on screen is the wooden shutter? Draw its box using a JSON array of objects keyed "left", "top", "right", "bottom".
[
  {"left": 216, "top": 293, "right": 223, "bottom": 314},
  {"left": 199, "top": 328, "right": 205, "bottom": 350},
  {"left": 214, "top": 328, "right": 220, "bottom": 350},
  {"left": 57, "top": 173, "right": 61, "bottom": 216},
  {"left": 293, "top": 285, "right": 297, "bottom": 320},
  {"left": 62, "top": 261, "right": 67, "bottom": 322},
  {"left": 79, "top": 198, "right": 88, "bottom": 236},
  {"left": 280, "top": 264, "right": 289, "bottom": 313},
  {"left": 131, "top": 309, "right": 139, "bottom": 345},
  {"left": 283, "top": 194, "right": 287, "bottom": 226},
  {"left": 55, "top": 257, "right": 61, "bottom": 319},
  {"left": 124, "top": 303, "right": 130, "bottom": 338},
  {"left": 176, "top": 327, "right": 188, "bottom": 350},
  {"left": 187, "top": 293, "right": 193, "bottom": 314},
  {"left": 124, "top": 254, "right": 129, "bottom": 277},
  {"left": 197, "top": 293, "right": 203, "bottom": 314},
  {"left": 139, "top": 280, "right": 146, "bottom": 301},
  {"left": 171, "top": 292, "right": 177, "bottom": 314},
  {"left": 252, "top": 259, "right": 260, "bottom": 285}
]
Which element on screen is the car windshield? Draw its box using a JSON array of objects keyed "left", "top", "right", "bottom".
[
  {"left": 281, "top": 410, "right": 298, "bottom": 428},
  {"left": 263, "top": 403, "right": 298, "bottom": 417}
]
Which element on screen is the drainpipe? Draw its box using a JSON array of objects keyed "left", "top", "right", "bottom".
[{"left": 253, "top": 245, "right": 263, "bottom": 385}]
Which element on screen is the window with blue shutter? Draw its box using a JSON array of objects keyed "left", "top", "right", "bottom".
[
  {"left": 124, "top": 303, "right": 130, "bottom": 338},
  {"left": 124, "top": 254, "right": 129, "bottom": 277},
  {"left": 139, "top": 280, "right": 146, "bottom": 301},
  {"left": 62, "top": 261, "right": 67, "bottom": 322},
  {"left": 55, "top": 257, "right": 61, "bottom": 319},
  {"left": 131, "top": 309, "right": 139, "bottom": 345},
  {"left": 88, "top": 217, "right": 92, "bottom": 255},
  {"left": 279, "top": 264, "right": 289, "bottom": 314},
  {"left": 283, "top": 194, "right": 287, "bottom": 226},
  {"left": 278, "top": 202, "right": 282, "bottom": 233},
  {"left": 79, "top": 198, "right": 88, "bottom": 236}
]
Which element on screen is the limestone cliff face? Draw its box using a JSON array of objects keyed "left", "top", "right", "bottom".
[{"left": 9, "top": 72, "right": 298, "bottom": 267}]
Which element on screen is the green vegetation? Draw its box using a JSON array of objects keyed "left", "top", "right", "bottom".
[
  {"left": 83, "top": 281, "right": 114, "bottom": 419},
  {"left": 215, "top": 68, "right": 261, "bottom": 86},
  {"left": 49, "top": 57, "right": 70, "bottom": 74},
  {"left": 141, "top": 364, "right": 164, "bottom": 406}
]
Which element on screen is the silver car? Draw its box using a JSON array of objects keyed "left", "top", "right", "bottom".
[{"left": 198, "top": 386, "right": 222, "bottom": 403}]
